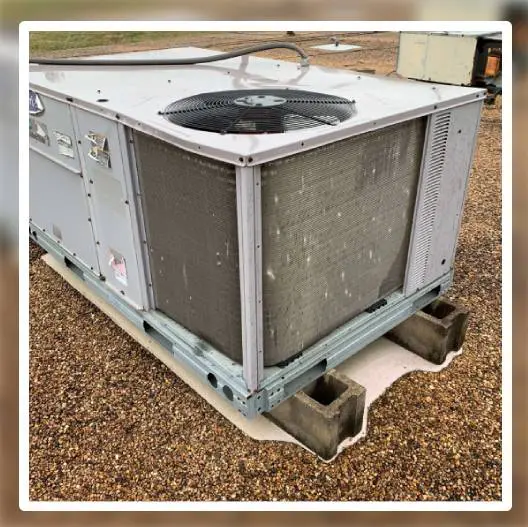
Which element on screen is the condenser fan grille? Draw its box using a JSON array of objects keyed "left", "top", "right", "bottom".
[{"left": 159, "top": 89, "right": 356, "bottom": 134}]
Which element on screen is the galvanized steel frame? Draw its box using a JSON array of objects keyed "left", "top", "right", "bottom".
[{"left": 30, "top": 223, "right": 451, "bottom": 418}]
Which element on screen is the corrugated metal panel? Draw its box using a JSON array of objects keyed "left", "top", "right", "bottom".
[
  {"left": 405, "top": 111, "right": 451, "bottom": 293},
  {"left": 133, "top": 131, "right": 243, "bottom": 362},
  {"left": 261, "top": 118, "right": 426, "bottom": 366}
]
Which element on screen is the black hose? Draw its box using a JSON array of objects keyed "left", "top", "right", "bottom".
[{"left": 29, "top": 41, "right": 310, "bottom": 68}]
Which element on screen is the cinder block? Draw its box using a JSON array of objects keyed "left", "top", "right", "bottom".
[
  {"left": 267, "top": 370, "right": 366, "bottom": 460},
  {"left": 387, "top": 297, "right": 469, "bottom": 365}
]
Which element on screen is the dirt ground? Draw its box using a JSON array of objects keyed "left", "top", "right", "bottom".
[{"left": 29, "top": 32, "right": 502, "bottom": 501}]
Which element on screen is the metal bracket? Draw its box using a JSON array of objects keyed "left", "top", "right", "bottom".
[
  {"left": 236, "top": 166, "right": 264, "bottom": 392},
  {"left": 116, "top": 125, "right": 155, "bottom": 309}
]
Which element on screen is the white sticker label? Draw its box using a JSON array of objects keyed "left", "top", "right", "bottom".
[
  {"left": 109, "top": 251, "right": 127, "bottom": 286},
  {"left": 54, "top": 131, "right": 74, "bottom": 158}
]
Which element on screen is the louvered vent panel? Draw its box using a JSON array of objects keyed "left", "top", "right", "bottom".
[{"left": 404, "top": 111, "right": 452, "bottom": 293}]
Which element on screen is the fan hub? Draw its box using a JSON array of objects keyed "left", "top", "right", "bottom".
[{"left": 234, "top": 94, "right": 287, "bottom": 108}]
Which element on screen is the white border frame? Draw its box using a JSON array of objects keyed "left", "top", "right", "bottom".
[{"left": 20, "top": 20, "right": 512, "bottom": 511}]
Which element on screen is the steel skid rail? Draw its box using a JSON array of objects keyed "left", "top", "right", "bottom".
[{"left": 30, "top": 224, "right": 451, "bottom": 418}]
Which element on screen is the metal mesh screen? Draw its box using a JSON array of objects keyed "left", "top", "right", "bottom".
[
  {"left": 261, "top": 118, "right": 426, "bottom": 366},
  {"left": 160, "top": 89, "right": 356, "bottom": 134},
  {"left": 133, "top": 131, "right": 243, "bottom": 362}
]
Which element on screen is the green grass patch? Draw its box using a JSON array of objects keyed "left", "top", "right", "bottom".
[{"left": 30, "top": 31, "right": 201, "bottom": 55}]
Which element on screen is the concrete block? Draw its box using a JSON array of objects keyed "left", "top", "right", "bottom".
[
  {"left": 267, "top": 369, "right": 366, "bottom": 460},
  {"left": 386, "top": 297, "right": 469, "bottom": 365}
]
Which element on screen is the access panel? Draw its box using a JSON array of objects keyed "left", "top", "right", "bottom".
[{"left": 73, "top": 109, "right": 148, "bottom": 309}]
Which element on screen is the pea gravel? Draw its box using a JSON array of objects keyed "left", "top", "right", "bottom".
[{"left": 29, "top": 33, "right": 502, "bottom": 501}]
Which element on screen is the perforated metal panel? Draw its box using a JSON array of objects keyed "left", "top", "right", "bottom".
[
  {"left": 261, "top": 118, "right": 426, "bottom": 365},
  {"left": 133, "top": 132, "right": 243, "bottom": 361}
]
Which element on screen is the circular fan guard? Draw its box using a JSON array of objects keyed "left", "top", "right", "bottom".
[{"left": 159, "top": 89, "right": 356, "bottom": 134}]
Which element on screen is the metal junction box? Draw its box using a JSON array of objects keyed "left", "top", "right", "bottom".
[
  {"left": 29, "top": 46, "right": 485, "bottom": 417},
  {"left": 397, "top": 31, "right": 502, "bottom": 91}
]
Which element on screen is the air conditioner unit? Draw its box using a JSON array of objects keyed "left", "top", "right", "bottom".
[{"left": 29, "top": 46, "right": 485, "bottom": 417}]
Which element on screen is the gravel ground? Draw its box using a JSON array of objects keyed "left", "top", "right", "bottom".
[{"left": 29, "top": 32, "right": 502, "bottom": 501}]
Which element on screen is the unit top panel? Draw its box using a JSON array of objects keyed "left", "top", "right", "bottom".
[{"left": 30, "top": 46, "right": 486, "bottom": 165}]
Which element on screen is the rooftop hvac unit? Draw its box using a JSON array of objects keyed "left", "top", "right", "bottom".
[{"left": 29, "top": 45, "right": 485, "bottom": 417}]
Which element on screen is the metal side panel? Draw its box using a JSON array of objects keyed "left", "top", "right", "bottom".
[
  {"left": 261, "top": 118, "right": 426, "bottom": 366},
  {"left": 397, "top": 32, "right": 429, "bottom": 81},
  {"left": 397, "top": 33, "right": 478, "bottom": 86},
  {"left": 29, "top": 92, "right": 81, "bottom": 173},
  {"left": 29, "top": 149, "right": 100, "bottom": 272},
  {"left": 132, "top": 131, "right": 243, "bottom": 364},
  {"left": 120, "top": 126, "right": 155, "bottom": 309},
  {"left": 423, "top": 34, "right": 477, "bottom": 86},
  {"left": 404, "top": 101, "right": 482, "bottom": 294},
  {"left": 72, "top": 108, "right": 146, "bottom": 309}
]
